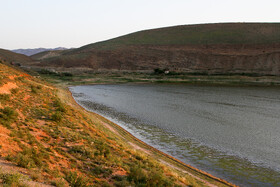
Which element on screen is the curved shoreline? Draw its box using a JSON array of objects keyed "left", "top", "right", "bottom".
[{"left": 66, "top": 87, "right": 237, "bottom": 187}]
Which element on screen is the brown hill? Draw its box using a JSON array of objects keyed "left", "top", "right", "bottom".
[
  {"left": 0, "top": 48, "right": 33, "bottom": 65},
  {"left": 31, "top": 49, "right": 71, "bottom": 61},
  {"left": 35, "top": 23, "right": 280, "bottom": 75}
]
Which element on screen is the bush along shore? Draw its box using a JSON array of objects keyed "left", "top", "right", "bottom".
[{"left": 34, "top": 67, "right": 280, "bottom": 87}]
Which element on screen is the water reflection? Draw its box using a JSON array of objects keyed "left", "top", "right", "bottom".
[{"left": 70, "top": 84, "right": 280, "bottom": 186}]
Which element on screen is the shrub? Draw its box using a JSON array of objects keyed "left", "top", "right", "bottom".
[
  {"left": 38, "top": 69, "right": 58, "bottom": 75},
  {"left": 68, "top": 146, "right": 92, "bottom": 159},
  {"left": 90, "top": 165, "right": 112, "bottom": 178},
  {"left": 53, "top": 99, "right": 66, "bottom": 112},
  {"left": 95, "top": 142, "right": 111, "bottom": 157},
  {"left": 153, "top": 68, "right": 165, "bottom": 75},
  {"left": 100, "top": 181, "right": 114, "bottom": 187},
  {"left": 5, "top": 154, "right": 14, "bottom": 161},
  {"left": 127, "top": 166, "right": 173, "bottom": 186},
  {"left": 112, "top": 175, "right": 126, "bottom": 181},
  {"left": 50, "top": 178, "right": 68, "bottom": 187},
  {"left": 0, "top": 107, "right": 18, "bottom": 121},
  {"left": 32, "top": 108, "right": 47, "bottom": 119},
  {"left": 112, "top": 175, "right": 130, "bottom": 186},
  {"left": 128, "top": 165, "right": 147, "bottom": 185},
  {"left": 11, "top": 88, "right": 19, "bottom": 94},
  {"left": 31, "top": 85, "right": 38, "bottom": 93},
  {"left": 0, "top": 94, "right": 10, "bottom": 101},
  {"left": 13, "top": 148, "right": 46, "bottom": 169},
  {"left": 0, "top": 172, "right": 26, "bottom": 186},
  {"left": 61, "top": 72, "right": 73, "bottom": 77},
  {"left": 14, "top": 153, "right": 36, "bottom": 169},
  {"left": 65, "top": 171, "right": 88, "bottom": 187},
  {"left": 51, "top": 111, "right": 62, "bottom": 122},
  {"left": 115, "top": 180, "right": 130, "bottom": 187},
  {"left": 15, "top": 76, "right": 25, "bottom": 81},
  {"left": 146, "top": 168, "right": 173, "bottom": 186}
]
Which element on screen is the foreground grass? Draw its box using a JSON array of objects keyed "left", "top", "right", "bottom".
[
  {"left": 0, "top": 170, "right": 28, "bottom": 187},
  {"left": 0, "top": 62, "right": 236, "bottom": 186}
]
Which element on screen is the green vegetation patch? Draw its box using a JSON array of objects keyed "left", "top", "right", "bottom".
[
  {"left": 65, "top": 171, "right": 88, "bottom": 187},
  {"left": 30, "top": 84, "right": 42, "bottom": 94},
  {"left": 80, "top": 23, "right": 280, "bottom": 50},
  {"left": 0, "top": 107, "right": 18, "bottom": 128},
  {"left": 7, "top": 147, "right": 49, "bottom": 169},
  {"left": 0, "top": 172, "right": 28, "bottom": 187},
  {"left": 0, "top": 94, "right": 10, "bottom": 101}
]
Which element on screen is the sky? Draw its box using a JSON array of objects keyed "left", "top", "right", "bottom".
[{"left": 1, "top": 0, "right": 280, "bottom": 50}]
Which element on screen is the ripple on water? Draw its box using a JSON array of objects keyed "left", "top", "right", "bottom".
[{"left": 70, "top": 84, "right": 280, "bottom": 187}]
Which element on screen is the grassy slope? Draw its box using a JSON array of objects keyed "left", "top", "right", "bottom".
[
  {"left": 0, "top": 62, "right": 235, "bottom": 186},
  {"left": 40, "top": 23, "right": 280, "bottom": 68},
  {"left": 76, "top": 23, "right": 280, "bottom": 51},
  {"left": 0, "top": 48, "right": 33, "bottom": 64}
]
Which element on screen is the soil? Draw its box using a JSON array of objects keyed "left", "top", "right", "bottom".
[{"left": 0, "top": 82, "right": 18, "bottom": 94}]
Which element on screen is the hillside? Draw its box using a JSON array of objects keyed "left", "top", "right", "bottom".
[
  {"left": 0, "top": 48, "right": 33, "bottom": 64},
  {"left": 0, "top": 61, "right": 234, "bottom": 186},
  {"left": 79, "top": 23, "right": 280, "bottom": 50},
  {"left": 12, "top": 47, "right": 68, "bottom": 56},
  {"left": 33, "top": 23, "right": 280, "bottom": 76},
  {"left": 31, "top": 50, "right": 71, "bottom": 61}
]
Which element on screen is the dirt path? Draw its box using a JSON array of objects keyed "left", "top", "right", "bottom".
[
  {"left": 128, "top": 142, "right": 151, "bottom": 155},
  {"left": 160, "top": 159, "right": 217, "bottom": 187}
]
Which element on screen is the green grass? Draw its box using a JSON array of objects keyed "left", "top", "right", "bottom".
[
  {"left": 0, "top": 94, "right": 10, "bottom": 101},
  {"left": 65, "top": 171, "right": 88, "bottom": 187},
  {"left": 38, "top": 70, "right": 280, "bottom": 87},
  {"left": 0, "top": 172, "right": 28, "bottom": 187},
  {"left": 0, "top": 107, "right": 18, "bottom": 128},
  {"left": 78, "top": 23, "right": 280, "bottom": 51}
]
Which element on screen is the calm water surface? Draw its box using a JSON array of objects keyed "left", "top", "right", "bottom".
[{"left": 70, "top": 84, "right": 280, "bottom": 186}]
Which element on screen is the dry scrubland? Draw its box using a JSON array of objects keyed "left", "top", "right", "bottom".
[{"left": 0, "top": 61, "right": 235, "bottom": 186}]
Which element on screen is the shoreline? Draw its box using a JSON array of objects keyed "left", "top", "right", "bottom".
[
  {"left": 35, "top": 69, "right": 280, "bottom": 88},
  {"left": 65, "top": 86, "right": 237, "bottom": 187}
]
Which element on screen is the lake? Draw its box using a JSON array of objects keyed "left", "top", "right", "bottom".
[{"left": 70, "top": 84, "right": 280, "bottom": 186}]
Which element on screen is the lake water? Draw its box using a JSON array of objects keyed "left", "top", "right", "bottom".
[{"left": 70, "top": 84, "right": 280, "bottom": 186}]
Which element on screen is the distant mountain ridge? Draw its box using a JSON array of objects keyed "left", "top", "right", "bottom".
[{"left": 12, "top": 47, "right": 68, "bottom": 56}]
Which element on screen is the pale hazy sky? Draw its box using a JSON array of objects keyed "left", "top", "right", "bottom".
[{"left": 1, "top": 0, "right": 279, "bottom": 49}]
